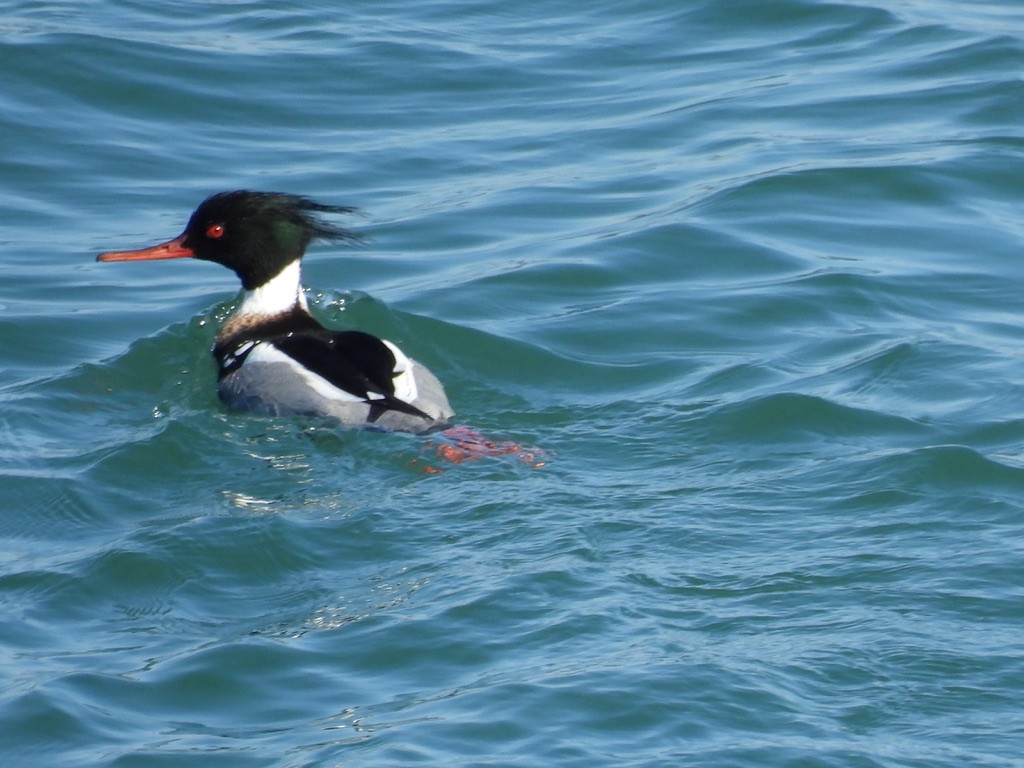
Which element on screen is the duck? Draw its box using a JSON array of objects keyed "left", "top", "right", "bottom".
[{"left": 97, "top": 190, "right": 454, "bottom": 434}]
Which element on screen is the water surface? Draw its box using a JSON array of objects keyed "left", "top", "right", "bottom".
[{"left": 3, "top": 1, "right": 1024, "bottom": 766}]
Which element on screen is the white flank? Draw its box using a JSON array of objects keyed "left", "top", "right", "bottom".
[
  {"left": 382, "top": 340, "right": 420, "bottom": 404},
  {"left": 247, "top": 342, "right": 366, "bottom": 403},
  {"left": 235, "top": 260, "right": 307, "bottom": 317}
]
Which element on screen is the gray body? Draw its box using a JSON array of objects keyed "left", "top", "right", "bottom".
[{"left": 218, "top": 346, "right": 454, "bottom": 434}]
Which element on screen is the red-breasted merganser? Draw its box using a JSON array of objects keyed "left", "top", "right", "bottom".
[{"left": 97, "top": 190, "right": 454, "bottom": 434}]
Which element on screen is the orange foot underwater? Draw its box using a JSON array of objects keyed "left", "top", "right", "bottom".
[{"left": 414, "top": 426, "right": 547, "bottom": 473}]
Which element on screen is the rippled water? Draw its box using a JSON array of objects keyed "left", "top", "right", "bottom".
[{"left": 3, "top": 1, "right": 1024, "bottom": 766}]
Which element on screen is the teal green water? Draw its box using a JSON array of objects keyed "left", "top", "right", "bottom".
[{"left": 3, "top": 1, "right": 1024, "bottom": 766}]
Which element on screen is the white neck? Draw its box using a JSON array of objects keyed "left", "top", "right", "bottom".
[{"left": 235, "top": 260, "right": 307, "bottom": 317}]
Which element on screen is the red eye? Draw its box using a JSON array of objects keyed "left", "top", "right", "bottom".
[{"left": 206, "top": 223, "right": 225, "bottom": 239}]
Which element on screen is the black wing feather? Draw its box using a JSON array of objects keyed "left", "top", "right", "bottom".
[{"left": 272, "top": 330, "right": 430, "bottom": 419}]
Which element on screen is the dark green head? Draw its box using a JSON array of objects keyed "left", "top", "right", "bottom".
[
  {"left": 98, "top": 190, "right": 360, "bottom": 290},
  {"left": 182, "top": 191, "right": 360, "bottom": 289}
]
